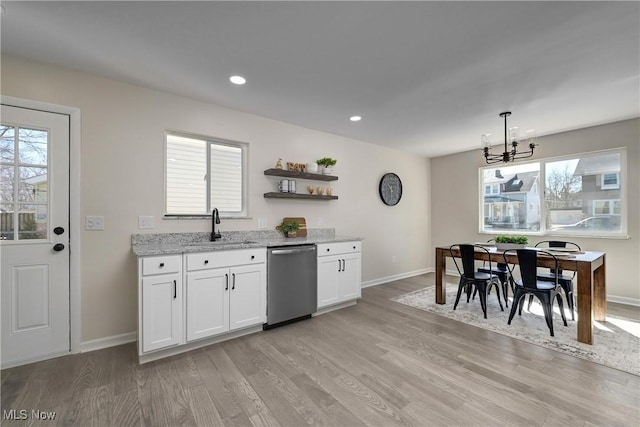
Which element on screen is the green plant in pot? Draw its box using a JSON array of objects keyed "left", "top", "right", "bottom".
[
  {"left": 495, "top": 235, "right": 528, "bottom": 250},
  {"left": 276, "top": 220, "right": 300, "bottom": 238},
  {"left": 316, "top": 157, "right": 337, "bottom": 175}
]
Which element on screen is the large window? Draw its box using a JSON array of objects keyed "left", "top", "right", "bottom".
[
  {"left": 480, "top": 148, "right": 626, "bottom": 237},
  {"left": 165, "top": 132, "right": 248, "bottom": 217}
]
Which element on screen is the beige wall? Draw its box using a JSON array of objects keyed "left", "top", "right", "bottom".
[
  {"left": 431, "top": 118, "right": 640, "bottom": 302},
  {"left": 2, "top": 55, "right": 431, "bottom": 343}
]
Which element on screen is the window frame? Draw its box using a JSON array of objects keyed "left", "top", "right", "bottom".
[
  {"left": 164, "top": 131, "right": 249, "bottom": 219},
  {"left": 479, "top": 147, "right": 628, "bottom": 238},
  {"left": 600, "top": 172, "right": 620, "bottom": 190}
]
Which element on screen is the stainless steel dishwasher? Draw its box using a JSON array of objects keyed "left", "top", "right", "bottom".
[{"left": 265, "top": 244, "right": 317, "bottom": 328}]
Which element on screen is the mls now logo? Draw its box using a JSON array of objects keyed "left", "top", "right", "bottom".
[{"left": 3, "top": 409, "right": 56, "bottom": 420}]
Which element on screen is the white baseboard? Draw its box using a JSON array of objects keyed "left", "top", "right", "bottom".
[
  {"left": 607, "top": 295, "right": 640, "bottom": 307},
  {"left": 80, "top": 331, "right": 137, "bottom": 353},
  {"left": 362, "top": 268, "right": 433, "bottom": 288}
]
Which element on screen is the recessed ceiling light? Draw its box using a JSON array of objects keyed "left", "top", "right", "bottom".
[
  {"left": 349, "top": 116, "right": 362, "bottom": 122},
  {"left": 229, "top": 75, "right": 246, "bottom": 85}
]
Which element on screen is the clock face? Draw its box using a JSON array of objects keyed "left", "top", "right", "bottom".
[{"left": 379, "top": 173, "right": 402, "bottom": 206}]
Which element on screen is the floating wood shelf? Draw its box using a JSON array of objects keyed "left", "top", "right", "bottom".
[
  {"left": 264, "top": 168, "right": 338, "bottom": 181},
  {"left": 263, "top": 192, "right": 338, "bottom": 200}
]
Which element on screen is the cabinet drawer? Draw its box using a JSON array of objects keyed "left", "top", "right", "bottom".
[
  {"left": 186, "top": 248, "right": 266, "bottom": 271},
  {"left": 317, "top": 241, "right": 361, "bottom": 257},
  {"left": 142, "top": 255, "right": 182, "bottom": 276}
]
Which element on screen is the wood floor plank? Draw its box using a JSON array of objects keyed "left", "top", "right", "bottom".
[{"left": 2, "top": 273, "right": 638, "bottom": 427}]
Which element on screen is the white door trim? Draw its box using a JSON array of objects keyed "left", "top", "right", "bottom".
[{"left": 1, "top": 95, "right": 82, "bottom": 355}]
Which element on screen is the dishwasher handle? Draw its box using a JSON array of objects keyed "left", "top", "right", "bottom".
[{"left": 269, "top": 246, "right": 316, "bottom": 255}]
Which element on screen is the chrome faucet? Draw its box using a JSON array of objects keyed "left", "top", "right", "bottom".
[{"left": 211, "top": 208, "right": 221, "bottom": 241}]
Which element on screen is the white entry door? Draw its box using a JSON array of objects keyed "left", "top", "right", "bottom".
[{"left": 1, "top": 105, "right": 70, "bottom": 368}]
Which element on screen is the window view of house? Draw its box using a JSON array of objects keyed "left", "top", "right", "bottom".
[
  {"left": 480, "top": 149, "right": 625, "bottom": 236},
  {"left": 481, "top": 162, "right": 541, "bottom": 232},
  {"left": 0, "top": 125, "right": 49, "bottom": 240},
  {"left": 546, "top": 152, "right": 622, "bottom": 233}
]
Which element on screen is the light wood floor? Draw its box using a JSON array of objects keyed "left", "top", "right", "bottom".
[{"left": 2, "top": 273, "right": 639, "bottom": 426}]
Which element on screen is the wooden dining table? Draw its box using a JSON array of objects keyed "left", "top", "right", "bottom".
[{"left": 435, "top": 245, "right": 606, "bottom": 345}]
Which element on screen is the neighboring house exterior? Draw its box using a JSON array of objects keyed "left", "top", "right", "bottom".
[
  {"left": 571, "top": 153, "right": 622, "bottom": 228},
  {"left": 483, "top": 170, "right": 540, "bottom": 230}
]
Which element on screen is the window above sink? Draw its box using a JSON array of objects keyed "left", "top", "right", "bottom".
[{"left": 165, "top": 131, "right": 248, "bottom": 218}]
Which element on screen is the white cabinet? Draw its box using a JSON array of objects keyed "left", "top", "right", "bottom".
[
  {"left": 185, "top": 248, "right": 266, "bottom": 342},
  {"left": 317, "top": 241, "right": 362, "bottom": 309},
  {"left": 139, "top": 255, "right": 183, "bottom": 353}
]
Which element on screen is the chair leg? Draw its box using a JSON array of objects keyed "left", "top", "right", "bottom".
[
  {"left": 518, "top": 294, "right": 526, "bottom": 315},
  {"left": 453, "top": 279, "right": 465, "bottom": 310},
  {"left": 476, "top": 282, "right": 488, "bottom": 319},
  {"left": 561, "top": 281, "right": 575, "bottom": 321},
  {"left": 501, "top": 278, "right": 509, "bottom": 308},
  {"left": 527, "top": 294, "right": 534, "bottom": 312},
  {"left": 508, "top": 289, "right": 524, "bottom": 325},
  {"left": 538, "top": 294, "right": 555, "bottom": 337},
  {"left": 556, "top": 293, "right": 568, "bottom": 326},
  {"left": 492, "top": 280, "right": 504, "bottom": 311}
]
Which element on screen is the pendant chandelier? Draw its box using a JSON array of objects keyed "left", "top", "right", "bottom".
[{"left": 482, "top": 111, "right": 537, "bottom": 164}]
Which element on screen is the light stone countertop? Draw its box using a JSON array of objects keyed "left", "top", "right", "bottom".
[{"left": 132, "top": 229, "right": 362, "bottom": 257}]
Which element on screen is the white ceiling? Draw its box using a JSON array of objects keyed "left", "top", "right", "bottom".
[{"left": 1, "top": 1, "right": 638, "bottom": 158}]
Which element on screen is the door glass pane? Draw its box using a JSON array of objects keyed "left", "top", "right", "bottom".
[
  {"left": 18, "top": 166, "right": 48, "bottom": 203},
  {"left": 18, "top": 128, "right": 48, "bottom": 165},
  {"left": 0, "top": 125, "right": 15, "bottom": 162},
  {"left": 0, "top": 204, "right": 14, "bottom": 240},
  {"left": 18, "top": 204, "right": 47, "bottom": 240},
  {"left": 0, "top": 165, "right": 14, "bottom": 203}
]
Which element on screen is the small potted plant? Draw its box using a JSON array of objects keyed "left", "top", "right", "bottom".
[
  {"left": 494, "top": 235, "right": 528, "bottom": 250},
  {"left": 316, "top": 157, "right": 337, "bottom": 175},
  {"left": 276, "top": 220, "right": 300, "bottom": 238}
]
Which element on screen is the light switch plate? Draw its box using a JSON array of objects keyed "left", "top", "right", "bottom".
[
  {"left": 86, "top": 216, "right": 104, "bottom": 231},
  {"left": 257, "top": 217, "right": 267, "bottom": 229},
  {"left": 138, "top": 215, "right": 155, "bottom": 229}
]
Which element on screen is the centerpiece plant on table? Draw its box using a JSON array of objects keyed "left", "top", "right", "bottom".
[{"left": 494, "top": 235, "right": 528, "bottom": 250}]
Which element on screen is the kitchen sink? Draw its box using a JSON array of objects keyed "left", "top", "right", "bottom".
[{"left": 186, "top": 240, "right": 257, "bottom": 248}]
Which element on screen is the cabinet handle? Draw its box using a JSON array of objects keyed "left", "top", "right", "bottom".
[
  {"left": 159, "top": 262, "right": 165, "bottom": 268},
  {"left": 251, "top": 255, "right": 255, "bottom": 260},
  {"left": 173, "top": 280, "right": 177, "bottom": 299},
  {"left": 204, "top": 259, "right": 209, "bottom": 264},
  {"left": 225, "top": 273, "right": 229, "bottom": 290},
  {"left": 337, "top": 260, "right": 341, "bottom": 272},
  {"left": 326, "top": 248, "right": 330, "bottom": 252},
  {"left": 342, "top": 259, "right": 346, "bottom": 271},
  {"left": 232, "top": 273, "right": 236, "bottom": 290}
]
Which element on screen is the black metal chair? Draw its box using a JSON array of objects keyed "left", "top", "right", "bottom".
[
  {"left": 533, "top": 240, "right": 581, "bottom": 320},
  {"left": 450, "top": 244, "right": 504, "bottom": 319},
  {"left": 503, "top": 249, "right": 568, "bottom": 336},
  {"left": 477, "top": 239, "right": 512, "bottom": 307}
]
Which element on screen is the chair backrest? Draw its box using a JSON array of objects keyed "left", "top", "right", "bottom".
[
  {"left": 503, "top": 248, "right": 558, "bottom": 290},
  {"left": 535, "top": 240, "right": 581, "bottom": 251},
  {"left": 534, "top": 240, "right": 579, "bottom": 276},
  {"left": 450, "top": 244, "right": 493, "bottom": 279}
]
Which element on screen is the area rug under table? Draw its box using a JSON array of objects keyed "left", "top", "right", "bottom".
[{"left": 392, "top": 285, "right": 640, "bottom": 376}]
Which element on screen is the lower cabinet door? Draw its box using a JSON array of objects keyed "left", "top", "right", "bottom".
[
  {"left": 142, "top": 273, "right": 182, "bottom": 353},
  {"left": 317, "top": 256, "right": 340, "bottom": 308},
  {"left": 229, "top": 264, "right": 266, "bottom": 331},
  {"left": 186, "top": 268, "right": 230, "bottom": 342},
  {"left": 339, "top": 253, "right": 362, "bottom": 301}
]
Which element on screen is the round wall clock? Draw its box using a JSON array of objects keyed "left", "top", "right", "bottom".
[{"left": 379, "top": 173, "right": 403, "bottom": 206}]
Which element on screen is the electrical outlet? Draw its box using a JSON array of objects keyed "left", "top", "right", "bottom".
[
  {"left": 138, "top": 215, "right": 155, "bottom": 229},
  {"left": 257, "top": 217, "right": 267, "bottom": 229},
  {"left": 85, "top": 216, "right": 104, "bottom": 231}
]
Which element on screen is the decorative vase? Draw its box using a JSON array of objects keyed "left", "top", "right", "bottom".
[
  {"left": 322, "top": 166, "right": 332, "bottom": 175},
  {"left": 306, "top": 162, "right": 318, "bottom": 174},
  {"left": 286, "top": 231, "right": 297, "bottom": 238}
]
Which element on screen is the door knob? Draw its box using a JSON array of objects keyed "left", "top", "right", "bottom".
[
  {"left": 54, "top": 226, "right": 65, "bottom": 235},
  {"left": 53, "top": 243, "right": 65, "bottom": 252}
]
